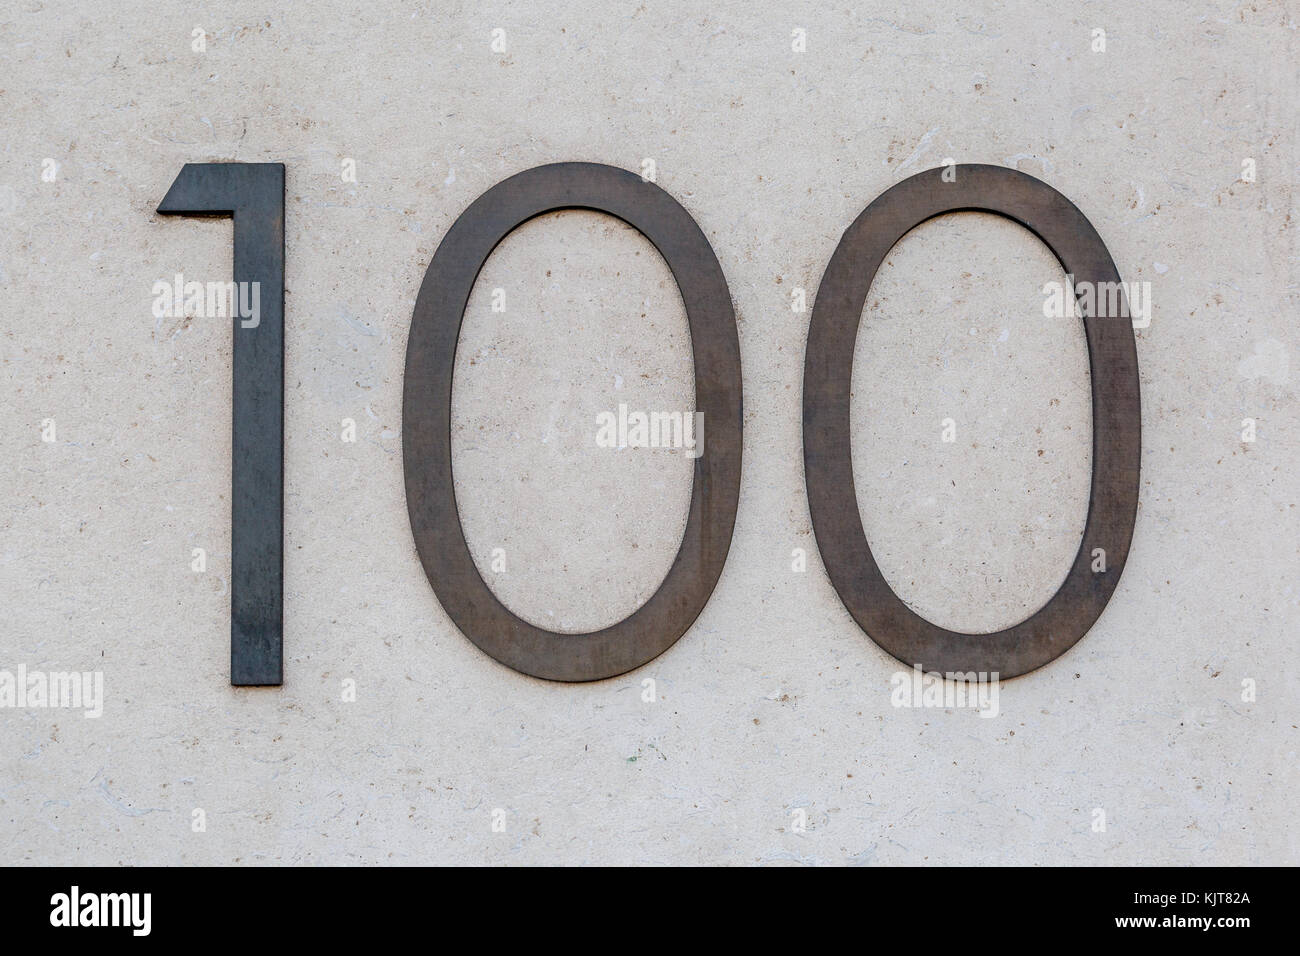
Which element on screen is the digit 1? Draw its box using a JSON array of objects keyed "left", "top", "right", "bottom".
[{"left": 158, "top": 163, "right": 285, "bottom": 685}]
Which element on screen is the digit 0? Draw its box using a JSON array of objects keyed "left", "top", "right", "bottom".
[
  {"left": 402, "top": 163, "right": 743, "bottom": 681},
  {"left": 803, "top": 164, "right": 1140, "bottom": 678}
]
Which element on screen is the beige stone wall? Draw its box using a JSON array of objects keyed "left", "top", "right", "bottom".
[{"left": 1, "top": 0, "right": 1295, "bottom": 864}]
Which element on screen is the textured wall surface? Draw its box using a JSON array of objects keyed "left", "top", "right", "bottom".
[{"left": 2, "top": 1, "right": 1296, "bottom": 865}]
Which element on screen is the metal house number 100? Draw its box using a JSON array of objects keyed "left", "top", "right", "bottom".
[{"left": 157, "top": 160, "right": 1141, "bottom": 686}]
